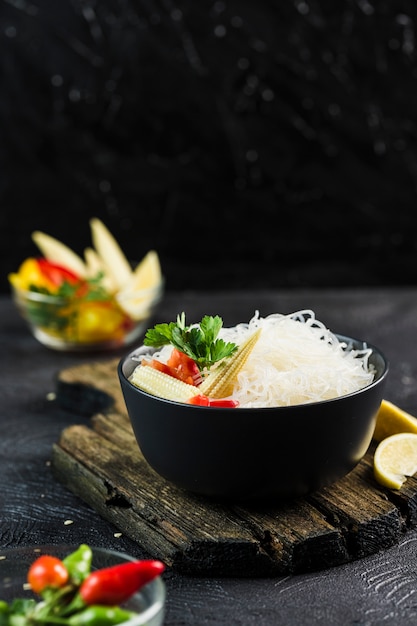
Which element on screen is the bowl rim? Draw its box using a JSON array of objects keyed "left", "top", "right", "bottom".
[
  {"left": 0, "top": 544, "right": 166, "bottom": 626},
  {"left": 119, "top": 332, "right": 389, "bottom": 411}
]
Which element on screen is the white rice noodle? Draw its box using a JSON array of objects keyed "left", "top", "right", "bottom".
[
  {"left": 140, "top": 310, "right": 375, "bottom": 408},
  {"left": 218, "top": 310, "right": 375, "bottom": 408}
]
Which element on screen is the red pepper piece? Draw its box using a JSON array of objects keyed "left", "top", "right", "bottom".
[
  {"left": 27, "top": 555, "right": 69, "bottom": 593},
  {"left": 37, "top": 258, "right": 81, "bottom": 287},
  {"left": 208, "top": 399, "right": 240, "bottom": 408},
  {"left": 188, "top": 395, "right": 239, "bottom": 408},
  {"left": 79, "top": 560, "right": 165, "bottom": 606}
]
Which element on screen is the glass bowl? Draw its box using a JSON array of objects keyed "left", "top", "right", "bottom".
[
  {"left": 0, "top": 545, "right": 166, "bottom": 626},
  {"left": 11, "top": 280, "right": 164, "bottom": 352}
]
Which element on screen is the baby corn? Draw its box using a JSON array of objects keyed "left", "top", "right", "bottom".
[
  {"left": 199, "top": 328, "right": 261, "bottom": 398},
  {"left": 130, "top": 365, "right": 198, "bottom": 402}
]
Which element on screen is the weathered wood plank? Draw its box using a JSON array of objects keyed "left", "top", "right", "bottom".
[
  {"left": 52, "top": 359, "right": 417, "bottom": 576},
  {"left": 231, "top": 500, "right": 350, "bottom": 574},
  {"left": 55, "top": 412, "right": 357, "bottom": 574},
  {"left": 56, "top": 358, "right": 122, "bottom": 416},
  {"left": 91, "top": 411, "right": 135, "bottom": 441},
  {"left": 308, "top": 457, "right": 403, "bottom": 558},
  {"left": 53, "top": 425, "right": 279, "bottom": 576},
  {"left": 51, "top": 440, "right": 179, "bottom": 564}
]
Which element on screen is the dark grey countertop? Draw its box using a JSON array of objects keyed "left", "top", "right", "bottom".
[{"left": 2, "top": 288, "right": 417, "bottom": 625}]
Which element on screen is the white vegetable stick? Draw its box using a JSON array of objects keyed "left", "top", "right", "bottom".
[
  {"left": 90, "top": 218, "right": 132, "bottom": 290},
  {"left": 32, "top": 230, "right": 87, "bottom": 277},
  {"left": 84, "top": 247, "right": 117, "bottom": 293}
]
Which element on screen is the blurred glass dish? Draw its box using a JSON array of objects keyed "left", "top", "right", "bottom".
[
  {"left": 0, "top": 544, "right": 166, "bottom": 626},
  {"left": 10, "top": 280, "right": 164, "bottom": 352},
  {"left": 8, "top": 218, "right": 164, "bottom": 352}
]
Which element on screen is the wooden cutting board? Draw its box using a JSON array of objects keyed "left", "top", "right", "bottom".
[{"left": 52, "top": 359, "right": 417, "bottom": 577}]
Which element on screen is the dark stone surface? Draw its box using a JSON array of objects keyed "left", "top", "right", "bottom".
[
  {"left": 1, "top": 0, "right": 417, "bottom": 292},
  {"left": 2, "top": 288, "right": 417, "bottom": 625}
]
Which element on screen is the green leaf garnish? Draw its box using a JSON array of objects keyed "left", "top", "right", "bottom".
[{"left": 144, "top": 313, "right": 238, "bottom": 371}]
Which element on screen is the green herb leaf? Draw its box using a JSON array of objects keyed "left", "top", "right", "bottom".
[
  {"left": 144, "top": 313, "right": 238, "bottom": 371},
  {"left": 144, "top": 322, "right": 178, "bottom": 348}
]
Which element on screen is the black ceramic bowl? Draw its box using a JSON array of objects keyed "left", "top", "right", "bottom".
[{"left": 118, "top": 335, "right": 389, "bottom": 502}]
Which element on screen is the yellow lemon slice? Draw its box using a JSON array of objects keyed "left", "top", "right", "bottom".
[
  {"left": 127, "top": 250, "right": 162, "bottom": 291},
  {"left": 116, "top": 251, "right": 163, "bottom": 320},
  {"left": 374, "top": 432, "right": 417, "bottom": 489},
  {"left": 373, "top": 399, "right": 417, "bottom": 442}
]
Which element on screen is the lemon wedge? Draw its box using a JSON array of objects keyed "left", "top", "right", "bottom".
[
  {"left": 374, "top": 432, "right": 417, "bottom": 489},
  {"left": 116, "top": 250, "right": 162, "bottom": 320},
  {"left": 373, "top": 399, "right": 417, "bottom": 442},
  {"left": 126, "top": 250, "right": 162, "bottom": 291}
]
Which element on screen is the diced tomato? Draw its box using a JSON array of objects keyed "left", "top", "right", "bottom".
[
  {"left": 143, "top": 359, "right": 176, "bottom": 377},
  {"left": 142, "top": 357, "right": 190, "bottom": 383},
  {"left": 167, "top": 349, "right": 202, "bottom": 385},
  {"left": 143, "top": 349, "right": 202, "bottom": 386}
]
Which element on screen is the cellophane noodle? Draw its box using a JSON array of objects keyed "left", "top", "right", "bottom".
[{"left": 142, "top": 310, "right": 376, "bottom": 408}]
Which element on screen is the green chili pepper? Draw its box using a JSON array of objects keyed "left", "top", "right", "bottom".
[
  {"left": 68, "top": 605, "right": 136, "bottom": 625},
  {"left": 63, "top": 545, "right": 93, "bottom": 585}
]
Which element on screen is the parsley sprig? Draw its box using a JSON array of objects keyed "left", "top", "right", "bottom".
[{"left": 144, "top": 312, "right": 238, "bottom": 371}]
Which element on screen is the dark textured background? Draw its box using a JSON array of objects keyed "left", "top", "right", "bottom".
[{"left": 1, "top": 0, "right": 417, "bottom": 292}]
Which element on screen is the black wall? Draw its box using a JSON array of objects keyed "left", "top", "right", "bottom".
[{"left": 1, "top": 0, "right": 417, "bottom": 292}]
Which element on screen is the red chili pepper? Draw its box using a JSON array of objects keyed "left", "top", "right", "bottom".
[
  {"left": 27, "top": 555, "right": 69, "bottom": 593},
  {"left": 188, "top": 394, "right": 239, "bottom": 408},
  {"left": 79, "top": 560, "right": 165, "bottom": 606},
  {"left": 37, "top": 258, "right": 81, "bottom": 287}
]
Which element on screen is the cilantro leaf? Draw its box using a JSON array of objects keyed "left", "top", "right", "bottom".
[{"left": 144, "top": 313, "right": 238, "bottom": 370}]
